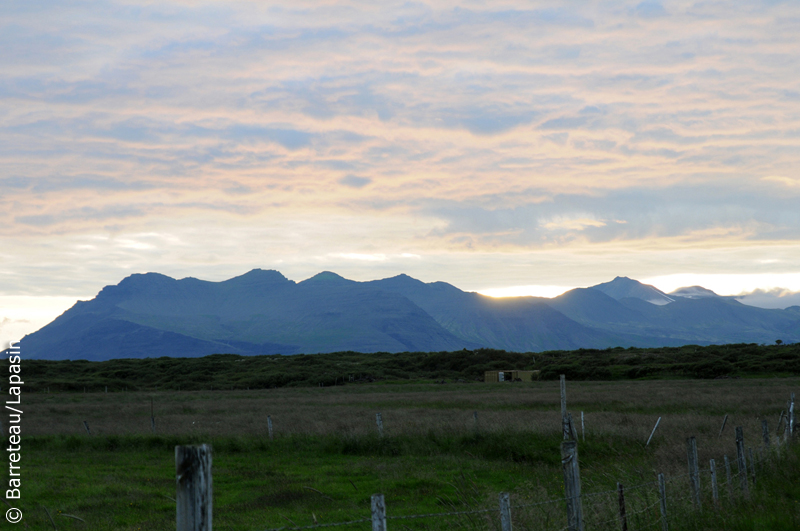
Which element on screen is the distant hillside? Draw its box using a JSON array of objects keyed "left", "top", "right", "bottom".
[{"left": 18, "top": 270, "right": 800, "bottom": 360}]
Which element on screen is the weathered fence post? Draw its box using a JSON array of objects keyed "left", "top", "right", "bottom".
[
  {"left": 658, "top": 473, "right": 668, "bottom": 531},
  {"left": 790, "top": 393, "right": 795, "bottom": 441},
  {"left": 176, "top": 444, "right": 212, "bottom": 531},
  {"left": 499, "top": 492, "right": 512, "bottom": 531},
  {"left": 723, "top": 455, "right": 733, "bottom": 499},
  {"left": 561, "top": 440, "right": 584, "bottom": 531},
  {"left": 563, "top": 415, "right": 572, "bottom": 441},
  {"left": 371, "top": 494, "right": 387, "bottom": 531},
  {"left": 617, "top": 482, "right": 628, "bottom": 531},
  {"left": 267, "top": 415, "right": 273, "bottom": 441},
  {"left": 718, "top": 414, "right": 728, "bottom": 438},
  {"left": 646, "top": 417, "right": 661, "bottom": 447},
  {"left": 473, "top": 411, "right": 479, "bottom": 433},
  {"left": 376, "top": 412, "right": 384, "bottom": 438},
  {"left": 709, "top": 459, "right": 719, "bottom": 506},
  {"left": 580, "top": 411, "right": 585, "bottom": 442},
  {"left": 735, "top": 427, "right": 749, "bottom": 498},
  {"left": 686, "top": 436, "right": 701, "bottom": 509},
  {"left": 569, "top": 413, "right": 578, "bottom": 441},
  {"left": 83, "top": 421, "right": 91, "bottom": 435},
  {"left": 762, "top": 419, "right": 770, "bottom": 450},
  {"left": 560, "top": 375, "right": 569, "bottom": 440}
]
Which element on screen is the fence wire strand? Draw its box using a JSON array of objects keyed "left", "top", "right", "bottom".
[
  {"left": 258, "top": 418, "right": 794, "bottom": 531},
  {"left": 264, "top": 517, "right": 372, "bottom": 531}
]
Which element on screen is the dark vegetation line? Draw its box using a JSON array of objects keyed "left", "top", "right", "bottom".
[{"left": 9, "top": 342, "right": 800, "bottom": 392}]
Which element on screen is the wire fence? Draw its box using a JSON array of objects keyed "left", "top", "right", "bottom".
[
  {"left": 173, "top": 389, "right": 797, "bottom": 531},
  {"left": 240, "top": 429, "right": 794, "bottom": 531}
]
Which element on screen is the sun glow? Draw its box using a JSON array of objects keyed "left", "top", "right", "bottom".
[{"left": 476, "top": 285, "right": 575, "bottom": 299}]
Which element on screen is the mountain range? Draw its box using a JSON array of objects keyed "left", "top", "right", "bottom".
[{"left": 20, "top": 270, "right": 800, "bottom": 360}]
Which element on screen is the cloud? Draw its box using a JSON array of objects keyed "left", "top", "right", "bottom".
[
  {"left": 762, "top": 176, "right": 800, "bottom": 188},
  {"left": 736, "top": 288, "right": 800, "bottom": 309},
  {"left": 338, "top": 175, "right": 372, "bottom": 188},
  {"left": 226, "top": 126, "right": 312, "bottom": 150},
  {"left": 1, "top": 0, "right": 800, "bottom": 309},
  {"left": 633, "top": 2, "right": 668, "bottom": 19},
  {"left": 418, "top": 181, "right": 800, "bottom": 247}
]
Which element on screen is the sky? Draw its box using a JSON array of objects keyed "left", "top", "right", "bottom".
[{"left": 2, "top": 0, "right": 800, "bottom": 341}]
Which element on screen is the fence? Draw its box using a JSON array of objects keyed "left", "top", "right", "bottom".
[{"left": 173, "top": 386, "right": 797, "bottom": 531}]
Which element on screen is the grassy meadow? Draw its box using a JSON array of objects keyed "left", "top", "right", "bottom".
[{"left": 9, "top": 376, "right": 800, "bottom": 530}]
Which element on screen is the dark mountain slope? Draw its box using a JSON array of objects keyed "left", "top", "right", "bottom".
[
  {"left": 22, "top": 269, "right": 477, "bottom": 359},
  {"left": 367, "top": 275, "right": 623, "bottom": 351},
  {"left": 551, "top": 285, "right": 800, "bottom": 346},
  {"left": 591, "top": 276, "right": 674, "bottom": 305},
  {"left": 19, "top": 270, "right": 800, "bottom": 360}
]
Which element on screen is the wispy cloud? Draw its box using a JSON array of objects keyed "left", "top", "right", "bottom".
[{"left": 1, "top": 0, "right": 800, "bottom": 328}]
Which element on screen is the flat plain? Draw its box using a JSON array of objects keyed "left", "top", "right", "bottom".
[{"left": 15, "top": 377, "right": 800, "bottom": 530}]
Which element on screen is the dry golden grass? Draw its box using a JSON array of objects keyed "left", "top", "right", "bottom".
[{"left": 33, "top": 377, "right": 797, "bottom": 472}]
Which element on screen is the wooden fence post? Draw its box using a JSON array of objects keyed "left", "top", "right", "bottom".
[
  {"left": 581, "top": 411, "right": 585, "bottom": 442},
  {"left": 658, "top": 473, "right": 668, "bottom": 531},
  {"left": 561, "top": 440, "right": 584, "bottom": 531},
  {"left": 176, "top": 444, "right": 212, "bottom": 531},
  {"left": 709, "top": 459, "right": 719, "bottom": 506},
  {"left": 371, "top": 494, "right": 387, "bottom": 531},
  {"left": 499, "top": 492, "right": 512, "bottom": 531},
  {"left": 376, "top": 413, "right": 384, "bottom": 438},
  {"left": 790, "top": 393, "right": 795, "bottom": 440},
  {"left": 267, "top": 415, "right": 273, "bottom": 441},
  {"left": 473, "top": 411, "right": 479, "bottom": 433},
  {"left": 560, "top": 375, "right": 570, "bottom": 440},
  {"left": 762, "top": 419, "right": 770, "bottom": 450},
  {"left": 83, "top": 421, "right": 91, "bottom": 435},
  {"left": 723, "top": 455, "right": 733, "bottom": 499},
  {"left": 646, "top": 417, "right": 661, "bottom": 447},
  {"left": 568, "top": 413, "right": 578, "bottom": 441},
  {"left": 735, "top": 427, "right": 749, "bottom": 498},
  {"left": 617, "top": 482, "right": 628, "bottom": 531},
  {"left": 686, "top": 436, "right": 701, "bottom": 509},
  {"left": 718, "top": 414, "right": 728, "bottom": 438}
]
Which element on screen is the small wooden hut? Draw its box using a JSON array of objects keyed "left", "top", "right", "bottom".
[{"left": 484, "top": 370, "right": 540, "bottom": 383}]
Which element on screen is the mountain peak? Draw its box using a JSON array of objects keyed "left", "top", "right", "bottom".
[
  {"left": 302, "top": 271, "right": 354, "bottom": 284},
  {"left": 590, "top": 276, "right": 674, "bottom": 305},
  {"left": 97, "top": 272, "right": 176, "bottom": 299},
  {"left": 223, "top": 269, "right": 292, "bottom": 285}
]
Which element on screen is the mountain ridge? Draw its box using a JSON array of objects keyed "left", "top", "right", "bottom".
[{"left": 19, "top": 270, "right": 800, "bottom": 360}]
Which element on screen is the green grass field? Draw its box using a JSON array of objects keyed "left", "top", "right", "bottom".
[{"left": 8, "top": 377, "right": 800, "bottom": 530}]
